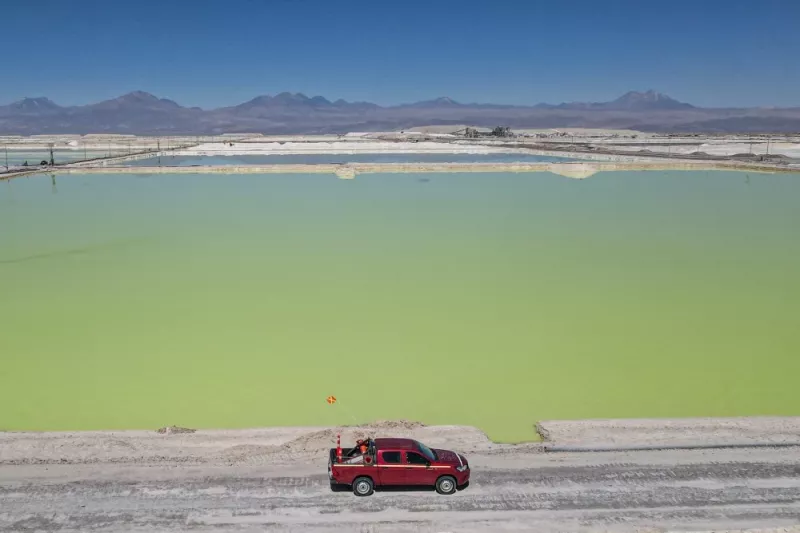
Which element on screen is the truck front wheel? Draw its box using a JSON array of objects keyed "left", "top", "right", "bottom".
[
  {"left": 435, "top": 475, "right": 457, "bottom": 495},
  {"left": 352, "top": 476, "right": 374, "bottom": 497}
]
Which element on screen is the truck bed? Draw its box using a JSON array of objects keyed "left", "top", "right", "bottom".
[{"left": 329, "top": 448, "right": 360, "bottom": 462}]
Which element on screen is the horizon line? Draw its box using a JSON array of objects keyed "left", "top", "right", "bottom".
[{"left": 5, "top": 89, "right": 795, "bottom": 110}]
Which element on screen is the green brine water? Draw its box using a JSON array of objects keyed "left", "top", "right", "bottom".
[{"left": 1, "top": 170, "right": 798, "bottom": 441}]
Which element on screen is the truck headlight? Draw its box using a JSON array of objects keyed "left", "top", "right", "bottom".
[{"left": 456, "top": 465, "right": 468, "bottom": 472}]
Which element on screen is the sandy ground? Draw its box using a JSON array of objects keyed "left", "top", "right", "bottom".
[
  {"left": 173, "top": 139, "right": 671, "bottom": 164},
  {"left": 2, "top": 418, "right": 800, "bottom": 532},
  {"left": 178, "top": 140, "right": 523, "bottom": 156},
  {"left": 515, "top": 127, "right": 650, "bottom": 137},
  {"left": 4, "top": 132, "right": 800, "bottom": 158},
  {"left": 0, "top": 134, "right": 251, "bottom": 152},
  {"left": 5, "top": 158, "right": 794, "bottom": 181},
  {"left": 0, "top": 421, "right": 488, "bottom": 467},
  {"left": 538, "top": 417, "right": 800, "bottom": 449},
  {"left": 405, "top": 126, "right": 650, "bottom": 137},
  {"left": 42, "top": 160, "right": 795, "bottom": 181},
  {"left": 591, "top": 141, "right": 800, "bottom": 158}
]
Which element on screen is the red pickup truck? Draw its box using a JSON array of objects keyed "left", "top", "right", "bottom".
[{"left": 328, "top": 437, "right": 470, "bottom": 496}]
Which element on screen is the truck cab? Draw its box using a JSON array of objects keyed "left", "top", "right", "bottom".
[{"left": 328, "top": 437, "right": 470, "bottom": 496}]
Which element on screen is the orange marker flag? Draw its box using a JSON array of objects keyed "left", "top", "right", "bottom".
[{"left": 326, "top": 395, "right": 337, "bottom": 405}]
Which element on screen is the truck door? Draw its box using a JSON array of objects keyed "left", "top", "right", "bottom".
[
  {"left": 404, "top": 451, "right": 437, "bottom": 485},
  {"left": 377, "top": 450, "right": 405, "bottom": 485}
]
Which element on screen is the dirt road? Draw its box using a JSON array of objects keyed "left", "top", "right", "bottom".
[{"left": 3, "top": 446, "right": 799, "bottom": 532}]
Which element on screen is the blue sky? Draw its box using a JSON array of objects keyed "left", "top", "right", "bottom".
[{"left": 2, "top": 0, "right": 799, "bottom": 108}]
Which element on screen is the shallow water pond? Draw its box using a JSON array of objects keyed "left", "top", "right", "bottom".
[
  {"left": 1, "top": 170, "right": 799, "bottom": 441},
  {"left": 2, "top": 150, "right": 131, "bottom": 167}
]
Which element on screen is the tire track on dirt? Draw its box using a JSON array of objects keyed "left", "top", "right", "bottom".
[{"left": 3, "top": 454, "right": 800, "bottom": 531}]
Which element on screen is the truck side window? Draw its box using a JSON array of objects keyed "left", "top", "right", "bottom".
[
  {"left": 381, "top": 451, "right": 401, "bottom": 464},
  {"left": 406, "top": 452, "right": 428, "bottom": 465}
]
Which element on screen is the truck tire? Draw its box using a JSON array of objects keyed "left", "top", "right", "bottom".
[
  {"left": 435, "top": 475, "right": 457, "bottom": 495},
  {"left": 352, "top": 476, "right": 374, "bottom": 497}
]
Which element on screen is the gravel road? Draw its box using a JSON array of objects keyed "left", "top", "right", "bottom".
[{"left": 3, "top": 446, "right": 799, "bottom": 532}]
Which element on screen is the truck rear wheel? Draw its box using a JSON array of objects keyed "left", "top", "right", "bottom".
[
  {"left": 352, "top": 476, "right": 374, "bottom": 497},
  {"left": 435, "top": 475, "right": 457, "bottom": 495}
]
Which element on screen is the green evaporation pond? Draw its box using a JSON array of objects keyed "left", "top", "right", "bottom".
[{"left": 1, "top": 170, "right": 798, "bottom": 442}]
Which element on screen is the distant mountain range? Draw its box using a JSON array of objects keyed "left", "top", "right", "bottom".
[{"left": 1, "top": 90, "right": 799, "bottom": 135}]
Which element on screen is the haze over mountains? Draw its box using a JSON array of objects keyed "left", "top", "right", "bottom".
[{"left": 1, "top": 90, "right": 798, "bottom": 135}]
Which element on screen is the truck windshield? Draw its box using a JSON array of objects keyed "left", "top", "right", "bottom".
[{"left": 415, "top": 441, "right": 437, "bottom": 462}]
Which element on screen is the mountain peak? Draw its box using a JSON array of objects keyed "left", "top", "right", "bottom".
[
  {"left": 273, "top": 92, "right": 310, "bottom": 102},
  {"left": 10, "top": 97, "right": 61, "bottom": 112},
  {"left": 615, "top": 89, "right": 665, "bottom": 102},
  {"left": 610, "top": 90, "right": 693, "bottom": 110},
  {"left": 118, "top": 91, "right": 161, "bottom": 102},
  {"left": 239, "top": 95, "right": 272, "bottom": 106},
  {"left": 89, "top": 91, "right": 182, "bottom": 111},
  {"left": 403, "top": 96, "right": 462, "bottom": 108},
  {"left": 235, "top": 92, "right": 339, "bottom": 112},
  {"left": 309, "top": 95, "right": 332, "bottom": 106}
]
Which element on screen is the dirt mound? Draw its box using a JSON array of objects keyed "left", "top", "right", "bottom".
[
  {"left": 156, "top": 426, "right": 196, "bottom": 435},
  {"left": 368, "top": 419, "right": 425, "bottom": 432},
  {"left": 535, "top": 422, "right": 552, "bottom": 442},
  {"left": 219, "top": 444, "right": 279, "bottom": 464},
  {"left": 280, "top": 420, "right": 426, "bottom": 455},
  {"left": 537, "top": 417, "right": 800, "bottom": 448}
]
